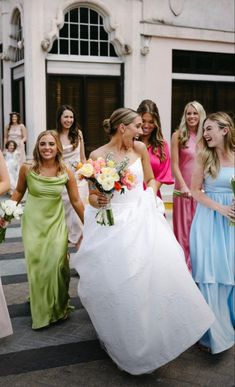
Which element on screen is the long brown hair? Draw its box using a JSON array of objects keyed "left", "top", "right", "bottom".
[
  {"left": 32, "top": 130, "right": 66, "bottom": 175},
  {"left": 8, "top": 112, "right": 21, "bottom": 131},
  {"left": 56, "top": 105, "right": 81, "bottom": 149},
  {"left": 137, "top": 99, "right": 166, "bottom": 161}
]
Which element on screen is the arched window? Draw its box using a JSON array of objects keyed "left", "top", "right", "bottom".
[
  {"left": 50, "top": 7, "right": 117, "bottom": 57},
  {"left": 11, "top": 9, "right": 24, "bottom": 62}
]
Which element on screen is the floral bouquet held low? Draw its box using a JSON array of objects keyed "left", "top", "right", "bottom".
[
  {"left": 77, "top": 155, "right": 137, "bottom": 226},
  {"left": 0, "top": 199, "right": 24, "bottom": 243}
]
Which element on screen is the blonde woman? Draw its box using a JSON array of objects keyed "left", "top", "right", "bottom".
[
  {"left": 190, "top": 112, "right": 235, "bottom": 354},
  {"left": 11, "top": 131, "right": 84, "bottom": 329},
  {"left": 0, "top": 150, "right": 13, "bottom": 338},
  {"left": 171, "top": 101, "right": 206, "bottom": 271}
]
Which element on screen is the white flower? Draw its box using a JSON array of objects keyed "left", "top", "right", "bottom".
[
  {"left": 99, "top": 167, "right": 119, "bottom": 181},
  {"left": 1, "top": 200, "right": 17, "bottom": 216},
  {"left": 0, "top": 200, "right": 23, "bottom": 220},
  {"left": 78, "top": 163, "right": 94, "bottom": 178},
  {"left": 100, "top": 178, "right": 115, "bottom": 191},
  {"left": 13, "top": 205, "right": 24, "bottom": 219}
]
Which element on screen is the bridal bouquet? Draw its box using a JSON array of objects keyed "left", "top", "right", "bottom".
[
  {"left": 229, "top": 176, "right": 235, "bottom": 226},
  {"left": 77, "top": 154, "right": 137, "bottom": 226},
  {"left": 0, "top": 199, "right": 24, "bottom": 243}
]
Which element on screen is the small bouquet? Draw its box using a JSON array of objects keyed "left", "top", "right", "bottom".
[
  {"left": 77, "top": 154, "right": 137, "bottom": 226},
  {"left": 0, "top": 199, "right": 24, "bottom": 243},
  {"left": 229, "top": 176, "right": 235, "bottom": 226}
]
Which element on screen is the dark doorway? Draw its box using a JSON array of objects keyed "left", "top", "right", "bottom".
[
  {"left": 171, "top": 80, "right": 235, "bottom": 133},
  {"left": 11, "top": 77, "right": 25, "bottom": 123},
  {"left": 47, "top": 74, "right": 123, "bottom": 155}
]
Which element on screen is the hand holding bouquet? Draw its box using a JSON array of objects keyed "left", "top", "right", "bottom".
[
  {"left": 77, "top": 154, "right": 137, "bottom": 226},
  {"left": 0, "top": 199, "right": 24, "bottom": 243}
]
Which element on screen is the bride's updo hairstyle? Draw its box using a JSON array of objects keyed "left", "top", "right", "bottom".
[{"left": 103, "top": 108, "right": 139, "bottom": 136}]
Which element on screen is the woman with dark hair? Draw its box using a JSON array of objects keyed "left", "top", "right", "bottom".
[
  {"left": 137, "top": 99, "right": 174, "bottom": 198},
  {"left": 10, "top": 130, "right": 84, "bottom": 329},
  {"left": 4, "top": 112, "right": 27, "bottom": 165},
  {"left": 56, "top": 105, "right": 88, "bottom": 249}
]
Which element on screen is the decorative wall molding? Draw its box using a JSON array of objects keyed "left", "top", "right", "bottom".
[
  {"left": 140, "top": 35, "right": 151, "bottom": 55},
  {"left": 169, "top": 0, "right": 185, "bottom": 16},
  {"left": 41, "top": 0, "right": 131, "bottom": 56}
]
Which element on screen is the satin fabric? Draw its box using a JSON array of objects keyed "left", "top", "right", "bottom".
[
  {"left": 74, "top": 157, "right": 214, "bottom": 375},
  {"left": 22, "top": 171, "right": 70, "bottom": 329},
  {"left": 173, "top": 131, "right": 197, "bottom": 270},
  {"left": 190, "top": 167, "right": 235, "bottom": 353},
  {"left": 62, "top": 143, "right": 88, "bottom": 244},
  {"left": 0, "top": 277, "right": 13, "bottom": 338},
  {"left": 146, "top": 142, "right": 174, "bottom": 198}
]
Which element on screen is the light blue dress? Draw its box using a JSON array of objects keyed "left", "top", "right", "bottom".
[{"left": 190, "top": 167, "right": 235, "bottom": 353}]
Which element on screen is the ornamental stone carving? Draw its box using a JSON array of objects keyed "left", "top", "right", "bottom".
[{"left": 169, "top": 0, "right": 185, "bottom": 16}]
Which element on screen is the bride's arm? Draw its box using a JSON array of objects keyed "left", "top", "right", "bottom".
[{"left": 88, "top": 150, "right": 110, "bottom": 208}]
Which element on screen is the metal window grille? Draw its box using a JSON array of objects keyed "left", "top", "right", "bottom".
[{"left": 50, "top": 7, "right": 117, "bottom": 57}]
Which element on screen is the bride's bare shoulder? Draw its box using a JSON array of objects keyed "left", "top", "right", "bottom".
[{"left": 89, "top": 145, "right": 109, "bottom": 160}]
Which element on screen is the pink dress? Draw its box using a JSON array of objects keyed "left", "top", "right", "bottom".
[
  {"left": 146, "top": 142, "right": 174, "bottom": 198},
  {"left": 173, "top": 132, "right": 197, "bottom": 271}
]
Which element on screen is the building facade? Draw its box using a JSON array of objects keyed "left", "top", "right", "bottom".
[{"left": 0, "top": 0, "right": 234, "bottom": 195}]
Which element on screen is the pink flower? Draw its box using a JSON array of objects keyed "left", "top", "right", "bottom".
[
  {"left": 91, "top": 157, "right": 106, "bottom": 174},
  {"left": 121, "top": 171, "right": 137, "bottom": 190}
]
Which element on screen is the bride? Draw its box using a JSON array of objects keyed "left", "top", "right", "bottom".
[{"left": 73, "top": 108, "right": 214, "bottom": 375}]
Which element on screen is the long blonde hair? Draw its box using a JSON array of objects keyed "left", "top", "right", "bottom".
[
  {"left": 32, "top": 130, "right": 67, "bottom": 175},
  {"left": 198, "top": 112, "right": 235, "bottom": 178},
  {"left": 177, "top": 101, "right": 206, "bottom": 147}
]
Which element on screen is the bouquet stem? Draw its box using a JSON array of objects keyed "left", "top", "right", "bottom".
[
  {"left": 95, "top": 194, "right": 114, "bottom": 226},
  {"left": 0, "top": 227, "right": 6, "bottom": 243}
]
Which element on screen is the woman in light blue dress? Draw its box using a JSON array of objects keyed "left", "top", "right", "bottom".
[{"left": 190, "top": 112, "right": 235, "bottom": 354}]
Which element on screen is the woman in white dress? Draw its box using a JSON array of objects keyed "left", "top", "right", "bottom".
[
  {"left": 73, "top": 108, "right": 214, "bottom": 375},
  {"left": 4, "top": 140, "right": 20, "bottom": 195},
  {"left": 56, "top": 105, "right": 88, "bottom": 249},
  {"left": 4, "top": 112, "right": 27, "bottom": 165},
  {"left": 0, "top": 150, "right": 13, "bottom": 338}
]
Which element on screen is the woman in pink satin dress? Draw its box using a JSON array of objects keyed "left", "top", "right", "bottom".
[
  {"left": 171, "top": 101, "right": 206, "bottom": 271},
  {"left": 0, "top": 150, "right": 13, "bottom": 338},
  {"left": 137, "top": 99, "right": 174, "bottom": 199}
]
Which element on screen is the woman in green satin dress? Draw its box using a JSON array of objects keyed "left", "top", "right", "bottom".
[{"left": 11, "top": 130, "right": 84, "bottom": 329}]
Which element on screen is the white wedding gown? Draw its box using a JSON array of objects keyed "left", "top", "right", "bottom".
[{"left": 73, "top": 158, "right": 214, "bottom": 375}]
